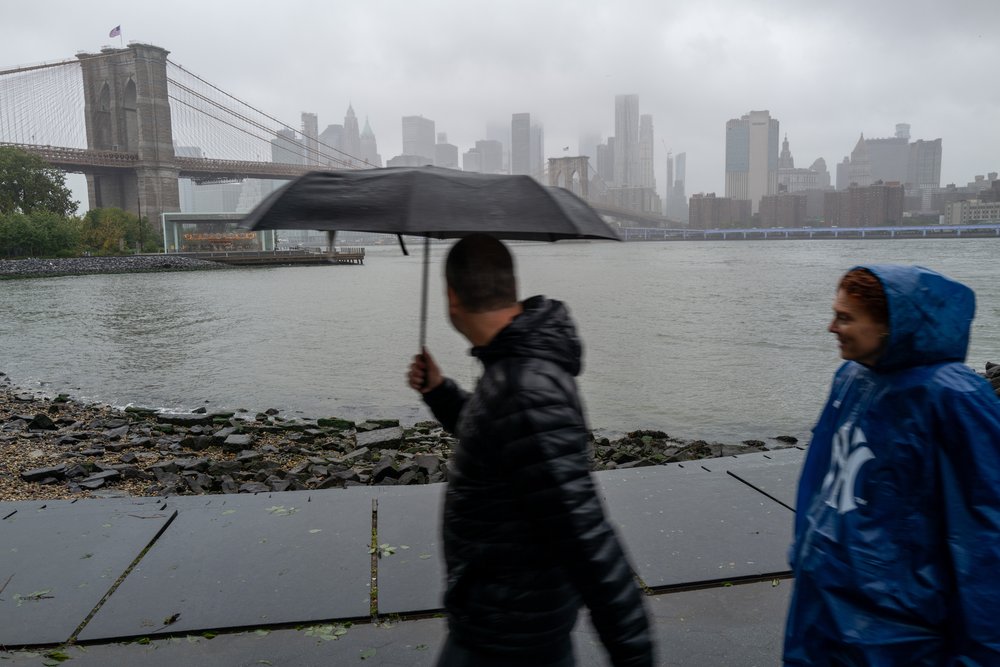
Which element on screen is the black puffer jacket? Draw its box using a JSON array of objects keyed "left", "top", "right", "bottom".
[{"left": 424, "top": 295, "right": 653, "bottom": 666}]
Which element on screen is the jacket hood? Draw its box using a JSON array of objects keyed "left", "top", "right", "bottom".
[
  {"left": 471, "top": 295, "right": 582, "bottom": 376},
  {"left": 860, "top": 264, "right": 975, "bottom": 371}
]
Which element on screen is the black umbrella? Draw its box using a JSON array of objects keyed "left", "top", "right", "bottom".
[{"left": 239, "top": 166, "right": 620, "bottom": 349}]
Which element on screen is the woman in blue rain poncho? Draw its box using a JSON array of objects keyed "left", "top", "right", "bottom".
[{"left": 784, "top": 265, "right": 1000, "bottom": 666}]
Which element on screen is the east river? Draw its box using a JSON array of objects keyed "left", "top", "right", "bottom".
[{"left": 1, "top": 239, "right": 998, "bottom": 443}]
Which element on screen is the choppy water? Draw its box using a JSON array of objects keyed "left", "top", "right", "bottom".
[{"left": 2, "top": 239, "right": 998, "bottom": 443}]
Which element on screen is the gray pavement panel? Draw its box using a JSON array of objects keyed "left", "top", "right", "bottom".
[
  {"left": 700, "top": 448, "right": 806, "bottom": 510},
  {"left": 373, "top": 484, "right": 446, "bottom": 615},
  {"left": 594, "top": 464, "right": 794, "bottom": 589},
  {"left": 0, "top": 580, "right": 792, "bottom": 666},
  {"left": 77, "top": 489, "right": 373, "bottom": 641},
  {"left": 2, "top": 618, "right": 448, "bottom": 667},
  {"left": 0, "top": 501, "right": 174, "bottom": 647}
]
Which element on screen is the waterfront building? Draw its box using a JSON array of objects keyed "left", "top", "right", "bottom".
[
  {"left": 689, "top": 192, "right": 752, "bottom": 229},
  {"left": 614, "top": 94, "right": 639, "bottom": 186},
  {"left": 824, "top": 181, "right": 904, "bottom": 227},
  {"left": 401, "top": 116, "right": 435, "bottom": 164},
  {"left": 943, "top": 198, "right": 1000, "bottom": 225},
  {"left": 725, "top": 110, "right": 779, "bottom": 214},
  {"left": 760, "top": 192, "right": 808, "bottom": 227}
]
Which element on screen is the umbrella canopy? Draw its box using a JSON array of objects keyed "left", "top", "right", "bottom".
[{"left": 239, "top": 166, "right": 620, "bottom": 241}]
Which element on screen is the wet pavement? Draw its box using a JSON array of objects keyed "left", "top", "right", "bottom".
[{"left": 0, "top": 449, "right": 803, "bottom": 665}]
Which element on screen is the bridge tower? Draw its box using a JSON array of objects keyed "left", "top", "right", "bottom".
[
  {"left": 547, "top": 156, "right": 589, "bottom": 198},
  {"left": 77, "top": 43, "right": 179, "bottom": 230}
]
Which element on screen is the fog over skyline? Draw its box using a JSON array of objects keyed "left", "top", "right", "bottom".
[{"left": 3, "top": 0, "right": 998, "bottom": 206}]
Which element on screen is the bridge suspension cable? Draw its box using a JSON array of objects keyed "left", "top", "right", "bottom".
[
  {"left": 0, "top": 59, "right": 86, "bottom": 149},
  {"left": 166, "top": 59, "right": 372, "bottom": 169}
]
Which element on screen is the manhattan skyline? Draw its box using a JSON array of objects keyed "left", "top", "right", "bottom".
[{"left": 1, "top": 0, "right": 997, "bottom": 206}]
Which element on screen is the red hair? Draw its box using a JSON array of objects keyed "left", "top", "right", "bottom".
[{"left": 838, "top": 268, "right": 889, "bottom": 326}]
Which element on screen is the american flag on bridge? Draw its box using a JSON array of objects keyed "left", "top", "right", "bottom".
[{"left": 108, "top": 25, "right": 121, "bottom": 38}]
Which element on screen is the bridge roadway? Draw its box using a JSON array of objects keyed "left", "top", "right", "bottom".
[
  {"left": 1, "top": 142, "right": 320, "bottom": 181},
  {"left": 621, "top": 222, "right": 1000, "bottom": 241}
]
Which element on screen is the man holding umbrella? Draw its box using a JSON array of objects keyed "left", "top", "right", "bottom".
[{"left": 408, "top": 234, "right": 653, "bottom": 667}]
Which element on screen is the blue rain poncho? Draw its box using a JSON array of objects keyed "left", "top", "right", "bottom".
[{"left": 785, "top": 265, "right": 1000, "bottom": 666}]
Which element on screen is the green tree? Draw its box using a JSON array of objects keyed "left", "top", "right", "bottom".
[
  {"left": 80, "top": 207, "right": 159, "bottom": 254},
  {"left": 0, "top": 146, "right": 78, "bottom": 217},
  {"left": 0, "top": 211, "right": 81, "bottom": 258}
]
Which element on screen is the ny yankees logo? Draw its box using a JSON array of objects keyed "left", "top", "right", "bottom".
[{"left": 820, "top": 422, "right": 874, "bottom": 514}]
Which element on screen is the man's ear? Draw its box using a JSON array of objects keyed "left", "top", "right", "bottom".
[{"left": 447, "top": 285, "right": 461, "bottom": 310}]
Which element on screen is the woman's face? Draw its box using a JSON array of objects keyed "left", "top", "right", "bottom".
[{"left": 829, "top": 289, "right": 889, "bottom": 367}]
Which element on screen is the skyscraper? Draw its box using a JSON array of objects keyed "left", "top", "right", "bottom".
[
  {"left": 614, "top": 94, "right": 639, "bottom": 186},
  {"left": 725, "top": 110, "right": 779, "bottom": 214},
  {"left": 435, "top": 133, "right": 459, "bottom": 169},
  {"left": 359, "top": 117, "right": 381, "bottom": 167},
  {"left": 343, "top": 105, "right": 362, "bottom": 165},
  {"left": 301, "top": 112, "right": 319, "bottom": 166},
  {"left": 529, "top": 122, "right": 544, "bottom": 180},
  {"left": 638, "top": 114, "right": 655, "bottom": 189},
  {"left": 401, "top": 115, "right": 435, "bottom": 164},
  {"left": 476, "top": 139, "right": 504, "bottom": 174},
  {"left": 271, "top": 128, "right": 303, "bottom": 165},
  {"left": 511, "top": 112, "right": 531, "bottom": 176}
]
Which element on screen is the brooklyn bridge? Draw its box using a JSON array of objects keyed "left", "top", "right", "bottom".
[{"left": 0, "top": 43, "right": 676, "bottom": 231}]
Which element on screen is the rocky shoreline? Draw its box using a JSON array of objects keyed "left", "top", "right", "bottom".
[
  {"left": 0, "top": 255, "right": 228, "bottom": 279},
  {"left": 0, "top": 373, "right": 799, "bottom": 503},
  {"left": 4, "top": 363, "right": 997, "bottom": 503}
]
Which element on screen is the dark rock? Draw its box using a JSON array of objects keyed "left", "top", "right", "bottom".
[
  {"left": 773, "top": 435, "right": 799, "bottom": 445},
  {"left": 212, "top": 426, "right": 237, "bottom": 442},
  {"left": 372, "top": 458, "right": 400, "bottom": 483},
  {"left": 357, "top": 426, "right": 404, "bottom": 450},
  {"left": 223, "top": 434, "right": 253, "bottom": 451},
  {"left": 21, "top": 463, "right": 66, "bottom": 482},
  {"left": 184, "top": 472, "right": 214, "bottom": 493},
  {"left": 264, "top": 408, "right": 280, "bottom": 416},
  {"left": 192, "top": 406, "right": 208, "bottom": 414},
  {"left": 207, "top": 460, "right": 242, "bottom": 476},
  {"left": 28, "top": 413, "right": 58, "bottom": 430},
  {"left": 156, "top": 413, "right": 216, "bottom": 427},
  {"left": 120, "top": 452, "right": 138, "bottom": 464},
  {"left": 219, "top": 476, "right": 239, "bottom": 494},
  {"left": 413, "top": 454, "right": 444, "bottom": 476},
  {"left": 236, "top": 450, "right": 262, "bottom": 463},
  {"left": 78, "top": 448, "right": 105, "bottom": 456},
  {"left": 63, "top": 464, "right": 88, "bottom": 479},
  {"left": 317, "top": 417, "right": 354, "bottom": 431},
  {"left": 78, "top": 470, "right": 120, "bottom": 489},
  {"left": 340, "top": 447, "right": 370, "bottom": 463},
  {"left": 180, "top": 435, "right": 212, "bottom": 451},
  {"left": 238, "top": 482, "right": 270, "bottom": 494},
  {"left": 103, "top": 419, "right": 129, "bottom": 429}
]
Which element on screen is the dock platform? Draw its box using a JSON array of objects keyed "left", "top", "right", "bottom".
[{"left": 171, "top": 248, "right": 365, "bottom": 266}]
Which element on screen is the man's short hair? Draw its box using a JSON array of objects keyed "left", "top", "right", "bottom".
[{"left": 445, "top": 234, "right": 517, "bottom": 313}]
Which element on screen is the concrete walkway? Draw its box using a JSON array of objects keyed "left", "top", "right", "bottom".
[{"left": 0, "top": 448, "right": 803, "bottom": 665}]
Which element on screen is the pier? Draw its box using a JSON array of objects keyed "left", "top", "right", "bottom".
[{"left": 173, "top": 248, "right": 365, "bottom": 266}]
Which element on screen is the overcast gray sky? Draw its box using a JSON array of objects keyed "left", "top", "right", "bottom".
[{"left": 3, "top": 0, "right": 998, "bottom": 203}]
